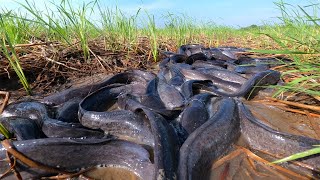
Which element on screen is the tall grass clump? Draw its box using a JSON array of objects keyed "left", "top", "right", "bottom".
[
  {"left": 17, "top": 0, "right": 99, "bottom": 61},
  {"left": 146, "top": 12, "right": 158, "bottom": 61},
  {"left": 205, "top": 25, "right": 241, "bottom": 47},
  {"left": 0, "top": 10, "right": 37, "bottom": 44},
  {"left": 260, "top": 0, "right": 320, "bottom": 163},
  {"left": 256, "top": 0, "right": 320, "bottom": 97},
  {"left": 0, "top": 14, "right": 31, "bottom": 95},
  {"left": 162, "top": 13, "right": 195, "bottom": 46},
  {"left": 17, "top": 0, "right": 71, "bottom": 44},
  {"left": 55, "top": 0, "right": 98, "bottom": 61},
  {"left": 160, "top": 13, "right": 244, "bottom": 47},
  {"left": 98, "top": 5, "right": 140, "bottom": 51}
]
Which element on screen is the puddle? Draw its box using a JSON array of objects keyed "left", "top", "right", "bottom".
[
  {"left": 244, "top": 101, "right": 320, "bottom": 140},
  {"left": 210, "top": 146, "right": 312, "bottom": 180},
  {"left": 82, "top": 167, "right": 141, "bottom": 180}
]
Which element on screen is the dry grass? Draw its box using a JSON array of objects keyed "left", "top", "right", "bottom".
[{"left": 0, "top": 32, "right": 280, "bottom": 96}]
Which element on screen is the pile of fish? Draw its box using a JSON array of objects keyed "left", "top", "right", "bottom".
[{"left": 0, "top": 44, "right": 319, "bottom": 179}]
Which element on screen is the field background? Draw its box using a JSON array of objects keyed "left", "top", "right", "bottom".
[{"left": 0, "top": 0, "right": 319, "bottom": 98}]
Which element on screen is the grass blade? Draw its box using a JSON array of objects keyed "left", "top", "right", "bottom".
[
  {"left": 272, "top": 147, "right": 320, "bottom": 164},
  {"left": 0, "top": 14, "right": 31, "bottom": 95}
]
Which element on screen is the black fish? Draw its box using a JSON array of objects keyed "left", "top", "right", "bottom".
[
  {"left": 138, "top": 108, "right": 179, "bottom": 180},
  {"left": 42, "top": 70, "right": 154, "bottom": 105},
  {"left": 208, "top": 70, "right": 281, "bottom": 98},
  {"left": 157, "top": 76, "right": 185, "bottom": 110},
  {"left": 180, "top": 93, "right": 214, "bottom": 134},
  {"left": 79, "top": 85, "right": 155, "bottom": 147},
  {"left": 178, "top": 98, "right": 240, "bottom": 180},
  {"left": 178, "top": 44, "right": 204, "bottom": 56},
  {"left": 2, "top": 101, "right": 105, "bottom": 139},
  {"left": 238, "top": 101, "right": 320, "bottom": 170},
  {"left": 181, "top": 80, "right": 216, "bottom": 100},
  {"left": 0, "top": 117, "right": 44, "bottom": 140},
  {"left": 0, "top": 138, "right": 154, "bottom": 179}
]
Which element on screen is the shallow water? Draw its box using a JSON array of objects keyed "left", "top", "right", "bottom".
[
  {"left": 244, "top": 101, "right": 320, "bottom": 140},
  {"left": 82, "top": 167, "right": 141, "bottom": 180},
  {"left": 209, "top": 146, "right": 311, "bottom": 180},
  {"left": 208, "top": 101, "right": 320, "bottom": 179}
]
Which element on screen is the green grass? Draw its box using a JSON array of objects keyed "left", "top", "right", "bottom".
[
  {"left": 257, "top": 0, "right": 320, "bottom": 164},
  {"left": 272, "top": 145, "right": 320, "bottom": 164},
  {"left": 0, "top": 14, "right": 31, "bottom": 95},
  {"left": 146, "top": 12, "right": 158, "bottom": 61},
  {"left": 247, "top": 1, "right": 320, "bottom": 99},
  {"left": 16, "top": 0, "right": 100, "bottom": 61},
  {"left": 0, "top": 122, "right": 11, "bottom": 139},
  {"left": 2, "top": 0, "right": 318, "bottom": 55},
  {"left": 0, "top": 0, "right": 254, "bottom": 52},
  {"left": 98, "top": 5, "right": 137, "bottom": 51}
]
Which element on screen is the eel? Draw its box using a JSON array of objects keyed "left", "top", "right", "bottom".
[
  {"left": 0, "top": 117, "right": 45, "bottom": 140},
  {"left": 81, "top": 90, "right": 179, "bottom": 179},
  {"left": 191, "top": 60, "right": 227, "bottom": 69},
  {"left": 196, "top": 67, "right": 248, "bottom": 84},
  {"left": 157, "top": 76, "right": 185, "bottom": 110},
  {"left": 178, "top": 97, "right": 240, "bottom": 180},
  {"left": 179, "top": 68, "right": 242, "bottom": 92},
  {"left": 1, "top": 101, "right": 105, "bottom": 139},
  {"left": 179, "top": 93, "right": 214, "bottom": 134},
  {"left": 139, "top": 78, "right": 181, "bottom": 118},
  {"left": 1, "top": 101, "right": 52, "bottom": 127},
  {"left": 178, "top": 44, "right": 204, "bottom": 56},
  {"left": 79, "top": 85, "right": 155, "bottom": 147},
  {"left": 0, "top": 138, "right": 154, "bottom": 179},
  {"left": 206, "top": 70, "right": 281, "bottom": 98},
  {"left": 181, "top": 80, "right": 215, "bottom": 100},
  {"left": 238, "top": 101, "right": 320, "bottom": 170},
  {"left": 235, "top": 64, "right": 270, "bottom": 74},
  {"left": 41, "top": 70, "right": 154, "bottom": 105},
  {"left": 138, "top": 108, "right": 179, "bottom": 180},
  {"left": 55, "top": 97, "right": 83, "bottom": 123},
  {"left": 42, "top": 119, "right": 105, "bottom": 139},
  {"left": 158, "top": 54, "right": 188, "bottom": 69},
  {"left": 205, "top": 48, "right": 235, "bottom": 61},
  {"left": 118, "top": 93, "right": 177, "bottom": 120},
  {"left": 180, "top": 69, "right": 280, "bottom": 98},
  {"left": 184, "top": 53, "right": 208, "bottom": 65}
]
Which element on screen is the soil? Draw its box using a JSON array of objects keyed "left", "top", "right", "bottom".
[
  {"left": 0, "top": 39, "right": 161, "bottom": 101},
  {"left": 0, "top": 36, "right": 282, "bottom": 99}
]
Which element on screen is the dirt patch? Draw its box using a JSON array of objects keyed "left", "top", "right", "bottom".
[{"left": 0, "top": 38, "right": 163, "bottom": 100}]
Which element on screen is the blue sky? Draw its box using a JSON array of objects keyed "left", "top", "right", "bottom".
[{"left": 0, "top": 0, "right": 313, "bottom": 27}]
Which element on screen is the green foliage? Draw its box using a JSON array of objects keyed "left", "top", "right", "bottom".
[
  {"left": 0, "top": 14, "right": 31, "bottom": 95},
  {"left": 255, "top": 1, "right": 320, "bottom": 98},
  {"left": 260, "top": 0, "right": 320, "bottom": 162},
  {"left": 16, "top": 0, "right": 99, "bottom": 61},
  {"left": 0, "top": 123, "right": 11, "bottom": 139},
  {"left": 97, "top": 4, "right": 141, "bottom": 53},
  {"left": 146, "top": 12, "right": 158, "bottom": 61},
  {"left": 0, "top": 0, "right": 319, "bottom": 98},
  {"left": 55, "top": 0, "right": 98, "bottom": 61},
  {"left": 272, "top": 146, "right": 320, "bottom": 164}
]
